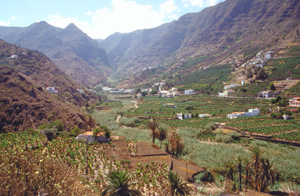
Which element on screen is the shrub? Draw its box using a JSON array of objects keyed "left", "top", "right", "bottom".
[
  {"left": 216, "top": 134, "right": 233, "bottom": 143},
  {"left": 194, "top": 171, "right": 215, "bottom": 184},
  {"left": 70, "top": 126, "right": 81, "bottom": 137}
]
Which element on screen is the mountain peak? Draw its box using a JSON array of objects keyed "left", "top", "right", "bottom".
[{"left": 64, "top": 23, "right": 81, "bottom": 32}]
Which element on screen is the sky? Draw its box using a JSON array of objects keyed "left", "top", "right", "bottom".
[{"left": 0, "top": 0, "right": 225, "bottom": 39}]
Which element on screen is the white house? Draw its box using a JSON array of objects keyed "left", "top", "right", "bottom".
[
  {"left": 46, "top": 87, "right": 58, "bottom": 93},
  {"left": 289, "top": 97, "right": 300, "bottom": 107},
  {"left": 184, "top": 89, "right": 194, "bottom": 95},
  {"left": 136, "top": 93, "right": 142, "bottom": 98},
  {"left": 258, "top": 91, "right": 273, "bottom": 98},
  {"left": 9, "top": 55, "right": 18, "bottom": 59},
  {"left": 241, "top": 80, "right": 245, "bottom": 85},
  {"left": 219, "top": 90, "right": 232, "bottom": 97},
  {"left": 199, "top": 114, "right": 211, "bottom": 118},
  {"left": 77, "top": 89, "right": 84, "bottom": 93},
  {"left": 224, "top": 84, "right": 237, "bottom": 90},
  {"left": 159, "top": 91, "right": 169, "bottom": 98},
  {"left": 102, "top": 87, "right": 112, "bottom": 92},
  {"left": 177, "top": 113, "right": 183, "bottom": 120},
  {"left": 184, "top": 113, "right": 192, "bottom": 119},
  {"left": 124, "top": 89, "right": 135, "bottom": 94},
  {"left": 227, "top": 108, "right": 260, "bottom": 119},
  {"left": 283, "top": 114, "right": 291, "bottom": 120}
]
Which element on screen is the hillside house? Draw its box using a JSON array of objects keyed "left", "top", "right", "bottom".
[
  {"left": 283, "top": 114, "right": 291, "bottom": 120},
  {"left": 184, "top": 89, "right": 194, "bottom": 95},
  {"left": 219, "top": 90, "right": 232, "bottom": 97},
  {"left": 258, "top": 90, "right": 273, "bottom": 98},
  {"left": 46, "top": 87, "right": 58, "bottom": 93},
  {"left": 136, "top": 93, "right": 142, "bottom": 98},
  {"left": 102, "top": 87, "right": 113, "bottom": 91},
  {"left": 199, "top": 114, "right": 211, "bottom": 118},
  {"left": 177, "top": 113, "right": 183, "bottom": 120},
  {"left": 77, "top": 89, "right": 84, "bottom": 93},
  {"left": 184, "top": 113, "right": 192, "bottom": 119},
  {"left": 124, "top": 89, "right": 134, "bottom": 94},
  {"left": 224, "top": 84, "right": 237, "bottom": 90},
  {"left": 159, "top": 90, "right": 169, "bottom": 98},
  {"left": 227, "top": 108, "right": 260, "bottom": 119},
  {"left": 289, "top": 97, "right": 300, "bottom": 107},
  {"left": 9, "top": 55, "right": 18, "bottom": 59}
]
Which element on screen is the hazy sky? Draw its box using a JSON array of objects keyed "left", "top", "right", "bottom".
[{"left": 0, "top": 0, "right": 225, "bottom": 39}]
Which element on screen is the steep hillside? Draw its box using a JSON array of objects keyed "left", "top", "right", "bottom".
[
  {"left": 0, "top": 22, "right": 113, "bottom": 86},
  {"left": 101, "top": 0, "right": 300, "bottom": 87},
  {"left": 0, "top": 40, "right": 97, "bottom": 132}
]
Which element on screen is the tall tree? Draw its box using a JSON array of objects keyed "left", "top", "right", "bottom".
[
  {"left": 102, "top": 170, "right": 141, "bottom": 196},
  {"left": 244, "top": 157, "right": 251, "bottom": 191},
  {"left": 147, "top": 117, "right": 159, "bottom": 144},
  {"left": 157, "top": 125, "right": 168, "bottom": 148},
  {"left": 165, "top": 171, "right": 191, "bottom": 196},
  {"left": 250, "top": 146, "right": 264, "bottom": 190},
  {"left": 256, "top": 158, "right": 279, "bottom": 192},
  {"left": 237, "top": 156, "right": 243, "bottom": 191},
  {"left": 169, "top": 131, "right": 185, "bottom": 157}
]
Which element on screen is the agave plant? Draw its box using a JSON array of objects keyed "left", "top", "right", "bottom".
[{"left": 102, "top": 170, "right": 141, "bottom": 196}]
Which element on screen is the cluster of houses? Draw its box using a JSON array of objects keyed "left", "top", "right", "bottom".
[
  {"left": 257, "top": 90, "right": 281, "bottom": 98},
  {"left": 241, "top": 50, "right": 274, "bottom": 68},
  {"left": 45, "top": 87, "right": 58, "bottom": 93},
  {"left": 219, "top": 83, "right": 240, "bottom": 97},
  {"left": 176, "top": 113, "right": 211, "bottom": 120},
  {"left": 227, "top": 108, "right": 260, "bottom": 119},
  {"left": 133, "top": 65, "right": 163, "bottom": 74},
  {"left": 102, "top": 87, "right": 135, "bottom": 94}
]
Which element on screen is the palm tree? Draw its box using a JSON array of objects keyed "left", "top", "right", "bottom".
[
  {"left": 157, "top": 125, "right": 168, "bottom": 148},
  {"left": 165, "top": 171, "right": 191, "bottom": 196},
  {"left": 147, "top": 117, "right": 159, "bottom": 144},
  {"left": 226, "top": 160, "right": 235, "bottom": 181},
  {"left": 102, "top": 170, "right": 141, "bottom": 196},
  {"left": 237, "top": 156, "right": 243, "bottom": 191},
  {"left": 169, "top": 131, "right": 185, "bottom": 157},
  {"left": 250, "top": 146, "right": 264, "bottom": 190},
  {"left": 256, "top": 158, "right": 279, "bottom": 192},
  {"left": 244, "top": 157, "right": 251, "bottom": 191}
]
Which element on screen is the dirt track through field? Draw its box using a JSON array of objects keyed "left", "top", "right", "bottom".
[{"left": 109, "top": 140, "right": 205, "bottom": 180}]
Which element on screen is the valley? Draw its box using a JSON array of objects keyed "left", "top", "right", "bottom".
[{"left": 1, "top": 0, "right": 300, "bottom": 195}]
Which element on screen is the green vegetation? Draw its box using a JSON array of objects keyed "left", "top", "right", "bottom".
[{"left": 176, "top": 64, "right": 232, "bottom": 93}]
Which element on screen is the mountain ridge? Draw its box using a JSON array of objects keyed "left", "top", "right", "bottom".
[
  {"left": 99, "top": 0, "right": 300, "bottom": 88},
  {"left": 0, "top": 21, "right": 113, "bottom": 87}
]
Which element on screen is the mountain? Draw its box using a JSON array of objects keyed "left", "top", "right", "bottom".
[
  {"left": 100, "top": 0, "right": 300, "bottom": 87},
  {"left": 0, "top": 39, "right": 95, "bottom": 132},
  {"left": 0, "top": 21, "right": 113, "bottom": 86}
]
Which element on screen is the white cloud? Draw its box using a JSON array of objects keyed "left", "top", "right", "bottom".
[
  {"left": 0, "top": 21, "right": 10, "bottom": 26},
  {"left": 11, "top": 16, "right": 16, "bottom": 21},
  {"left": 85, "top": 11, "right": 93, "bottom": 16},
  {"left": 46, "top": 15, "right": 92, "bottom": 33},
  {"left": 181, "top": 0, "right": 221, "bottom": 7},
  {"left": 160, "top": 0, "right": 179, "bottom": 14},
  {"left": 90, "top": 0, "right": 165, "bottom": 39}
]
